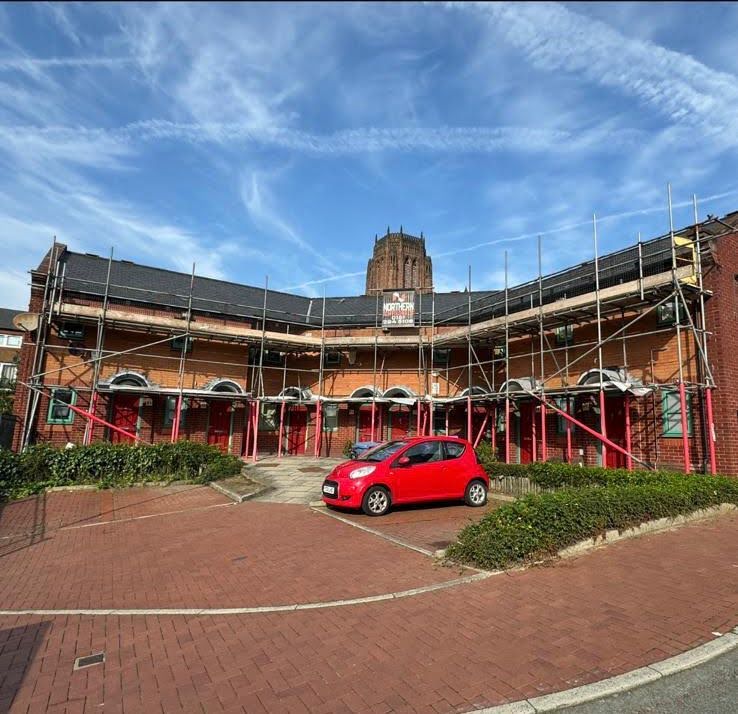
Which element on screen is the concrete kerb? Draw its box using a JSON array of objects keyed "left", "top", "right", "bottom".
[
  {"left": 468, "top": 628, "right": 738, "bottom": 713},
  {"left": 209, "top": 478, "right": 270, "bottom": 503}
]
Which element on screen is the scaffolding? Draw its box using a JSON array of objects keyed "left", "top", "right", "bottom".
[{"left": 14, "top": 195, "right": 735, "bottom": 474}]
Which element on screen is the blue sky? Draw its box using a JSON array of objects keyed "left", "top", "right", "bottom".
[{"left": 2, "top": 2, "right": 738, "bottom": 309}]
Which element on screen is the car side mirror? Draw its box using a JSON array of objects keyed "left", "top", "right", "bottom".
[{"left": 397, "top": 456, "right": 411, "bottom": 467}]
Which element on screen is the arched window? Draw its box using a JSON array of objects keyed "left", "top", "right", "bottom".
[
  {"left": 109, "top": 372, "right": 149, "bottom": 388},
  {"left": 404, "top": 258, "right": 412, "bottom": 287},
  {"left": 350, "top": 386, "right": 381, "bottom": 399},
  {"left": 383, "top": 385, "right": 416, "bottom": 398},
  {"left": 412, "top": 259, "right": 418, "bottom": 286},
  {"left": 204, "top": 378, "right": 244, "bottom": 394}
]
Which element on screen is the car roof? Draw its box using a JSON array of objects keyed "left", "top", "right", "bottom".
[{"left": 403, "top": 435, "right": 467, "bottom": 443}]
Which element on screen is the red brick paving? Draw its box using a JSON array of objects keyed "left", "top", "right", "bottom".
[
  {"left": 330, "top": 498, "right": 505, "bottom": 552},
  {"left": 1, "top": 489, "right": 737, "bottom": 713},
  {"left": 0, "top": 485, "right": 226, "bottom": 537},
  {"left": 0, "top": 488, "right": 463, "bottom": 611}
]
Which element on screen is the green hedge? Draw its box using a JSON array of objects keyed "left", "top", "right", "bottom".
[
  {"left": 475, "top": 444, "right": 686, "bottom": 489},
  {"left": 447, "top": 475, "right": 738, "bottom": 570},
  {"left": 0, "top": 441, "right": 243, "bottom": 501}
]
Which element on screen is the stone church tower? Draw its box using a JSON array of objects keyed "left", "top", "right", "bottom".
[{"left": 365, "top": 227, "right": 433, "bottom": 295}]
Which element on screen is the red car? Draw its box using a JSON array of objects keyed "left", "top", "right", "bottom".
[{"left": 321, "top": 436, "right": 489, "bottom": 516}]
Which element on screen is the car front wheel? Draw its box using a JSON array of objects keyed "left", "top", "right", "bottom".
[
  {"left": 362, "top": 486, "right": 391, "bottom": 516},
  {"left": 464, "top": 479, "right": 488, "bottom": 507}
]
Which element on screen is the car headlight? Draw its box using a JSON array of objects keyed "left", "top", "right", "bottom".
[{"left": 349, "top": 465, "right": 376, "bottom": 479}]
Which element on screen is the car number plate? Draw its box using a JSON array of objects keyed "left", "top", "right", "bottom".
[{"left": 322, "top": 484, "right": 336, "bottom": 495}]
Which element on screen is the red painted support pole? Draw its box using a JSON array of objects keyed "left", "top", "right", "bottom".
[
  {"left": 491, "top": 406, "right": 496, "bottom": 457},
  {"left": 251, "top": 402, "right": 259, "bottom": 463},
  {"left": 540, "top": 401, "right": 547, "bottom": 462},
  {"left": 531, "top": 403, "right": 537, "bottom": 462},
  {"left": 84, "top": 391, "right": 98, "bottom": 445},
  {"left": 277, "top": 401, "right": 286, "bottom": 459},
  {"left": 67, "top": 401, "right": 139, "bottom": 442},
  {"left": 172, "top": 394, "right": 182, "bottom": 444},
  {"left": 705, "top": 388, "right": 717, "bottom": 475},
  {"left": 599, "top": 390, "right": 607, "bottom": 466},
  {"left": 504, "top": 398, "right": 510, "bottom": 464},
  {"left": 678, "top": 382, "right": 691, "bottom": 473},
  {"left": 624, "top": 393, "right": 633, "bottom": 470},
  {"left": 314, "top": 401, "right": 323, "bottom": 457},
  {"left": 416, "top": 399, "right": 421, "bottom": 436},
  {"left": 370, "top": 401, "right": 376, "bottom": 442},
  {"left": 532, "top": 393, "right": 642, "bottom": 465},
  {"left": 473, "top": 407, "right": 489, "bottom": 448},
  {"left": 244, "top": 402, "right": 252, "bottom": 458},
  {"left": 467, "top": 395, "right": 472, "bottom": 442},
  {"left": 566, "top": 398, "right": 573, "bottom": 464}
]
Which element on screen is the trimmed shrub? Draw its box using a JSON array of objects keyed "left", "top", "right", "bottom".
[
  {"left": 0, "top": 441, "right": 243, "bottom": 501},
  {"left": 475, "top": 446, "right": 684, "bottom": 489},
  {"left": 447, "top": 475, "right": 738, "bottom": 570}
]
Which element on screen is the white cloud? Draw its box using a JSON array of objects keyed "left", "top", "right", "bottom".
[
  {"left": 0, "top": 120, "right": 640, "bottom": 157},
  {"left": 282, "top": 270, "right": 366, "bottom": 292},
  {"left": 449, "top": 2, "right": 738, "bottom": 142},
  {"left": 0, "top": 56, "right": 135, "bottom": 73}
]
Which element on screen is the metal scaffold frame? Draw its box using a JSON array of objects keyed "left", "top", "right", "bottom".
[{"left": 15, "top": 193, "right": 729, "bottom": 474}]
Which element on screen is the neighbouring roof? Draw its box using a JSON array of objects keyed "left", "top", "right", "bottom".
[
  {"left": 42, "top": 212, "right": 737, "bottom": 330},
  {"left": 0, "top": 307, "right": 22, "bottom": 332}
]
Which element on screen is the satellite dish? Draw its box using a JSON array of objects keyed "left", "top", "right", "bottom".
[{"left": 13, "top": 312, "right": 39, "bottom": 332}]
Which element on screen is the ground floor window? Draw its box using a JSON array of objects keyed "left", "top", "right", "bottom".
[
  {"left": 555, "top": 397, "right": 574, "bottom": 434},
  {"left": 322, "top": 403, "right": 339, "bottom": 432},
  {"left": 163, "top": 396, "right": 188, "bottom": 427},
  {"left": 433, "top": 408, "right": 446, "bottom": 435},
  {"left": 47, "top": 388, "right": 77, "bottom": 425},
  {"left": 662, "top": 388, "right": 692, "bottom": 437},
  {"left": 0, "top": 362, "right": 17, "bottom": 385},
  {"left": 259, "top": 403, "right": 280, "bottom": 431}
]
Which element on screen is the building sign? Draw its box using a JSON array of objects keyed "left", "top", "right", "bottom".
[{"left": 383, "top": 290, "right": 415, "bottom": 328}]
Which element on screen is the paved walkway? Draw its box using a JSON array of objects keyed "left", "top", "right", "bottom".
[
  {"left": 0, "top": 488, "right": 736, "bottom": 713},
  {"left": 324, "top": 499, "right": 504, "bottom": 553},
  {"left": 243, "top": 456, "right": 343, "bottom": 504}
]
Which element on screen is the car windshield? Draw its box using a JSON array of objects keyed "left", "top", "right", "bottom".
[{"left": 358, "top": 440, "right": 407, "bottom": 462}]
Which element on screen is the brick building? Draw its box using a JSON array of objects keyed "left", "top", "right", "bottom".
[
  {"left": 10, "top": 213, "right": 738, "bottom": 474},
  {"left": 0, "top": 308, "right": 23, "bottom": 386}
]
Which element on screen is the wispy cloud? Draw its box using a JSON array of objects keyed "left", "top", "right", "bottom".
[
  {"left": 0, "top": 56, "right": 136, "bottom": 71},
  {"left": 435, "top": 187, "right": 738, "bottom": 260},
  {"left": 0, "top": 120, "right": 640, "bottom": 156},
  {"left": 449, "top": 2, "right": 738, "bottom": 141},
  {"left": 281, "top": 270, "right": 366, "bottom": 292}
]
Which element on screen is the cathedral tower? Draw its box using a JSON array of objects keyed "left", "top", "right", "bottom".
[{"left": 365, "top": 227, "right": 433, "bottom": 295}]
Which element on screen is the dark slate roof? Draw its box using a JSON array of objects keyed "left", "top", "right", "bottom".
[
  {"left": 51, "top": 212, "right": 731, "bottom": 330},
  {"left": 0, "top": 308, "right": 22, "bottom": 331}
]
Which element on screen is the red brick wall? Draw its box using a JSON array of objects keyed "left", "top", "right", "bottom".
[{"left": 703, "top": 231, "right": 738, "bottom": 474}]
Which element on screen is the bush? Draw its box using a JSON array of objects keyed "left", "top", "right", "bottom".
[
  {"left": 446, "top": 475, "right": 738, "bottom": 570},
  {"left": 474, "top": 446, "right": 684, "bottom": 489},
  {"left": 0, "top": 441, "right": 243, "bottom": 501}
]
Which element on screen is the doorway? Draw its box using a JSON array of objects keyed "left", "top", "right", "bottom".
[
  {"left": 207, "top": 401, "right": 233, "bottom": 452},
  {"left": 518, "top": 402, "right": 535, "bottom": 464},
  {"left": 388, "top": 408, "right": 410, "bottom": 439},
  {"left": 287, "top": 407, "right": 308, "bottom": 455},
  {"left": 110, "top": 394, "right": 140, "bottom": 443},
  {"left": 600, "top": 395, "right": 627, "bottom": 468}
]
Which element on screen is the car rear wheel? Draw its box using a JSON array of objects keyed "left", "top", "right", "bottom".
[
  {"left": 362, "top": 486, "right": 391, "bottom": 516},
  {"left": 464, "top": 479, "right": 487, "bottom": 507}
]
